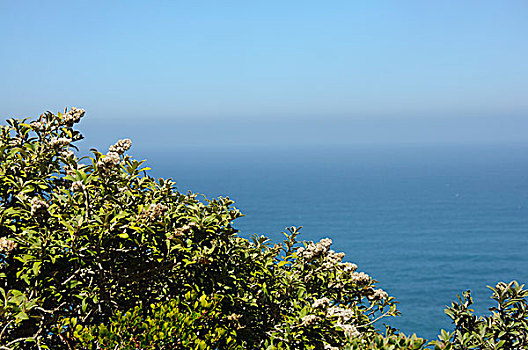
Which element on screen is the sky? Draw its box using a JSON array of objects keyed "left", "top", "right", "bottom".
[{"left": 1, "top": 1, "right": 527, "bottom": 147}]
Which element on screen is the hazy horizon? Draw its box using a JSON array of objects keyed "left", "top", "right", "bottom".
[
  {"left": 2, "top": 1, "right": 528, "bottom": 148},
  {"left": 1, "top": 2, "right": 528, "bottom": 341}
]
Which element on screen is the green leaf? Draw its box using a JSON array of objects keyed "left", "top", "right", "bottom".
[{"left": 16, "top": 311, "right": 29, "bottom": 321}]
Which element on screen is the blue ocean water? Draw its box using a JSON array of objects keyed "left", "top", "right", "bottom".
[{"left": 144, "top": 144, "right": 528, "bottom": 340}]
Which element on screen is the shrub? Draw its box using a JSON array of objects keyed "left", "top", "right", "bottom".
[
  {"left": 2, "top": 108, "right": 524, "bottom": 350},
  {"left": 72, "top": 290, "right": 242, "bottom": 350},
  {"left": 345, "top": 331, "right": 425, "bottom": 350},
  {"left": 431, "top": 281, "right": 528, "bottom": 350},
  {"left": 0, "top": 109, "right": 401, "bottom": 349}
]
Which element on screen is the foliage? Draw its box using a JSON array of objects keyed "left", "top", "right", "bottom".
[
  {"left": 71, "top": 290, "right": 242, "bottom": 349},
  {"left": 431, "top": 281, "right": 528, "bottom": 350},
  {"left": 344, "top": 330, "right": 425, "bottom": 350},
  {"left": 0, "top": 109, "right": 399, "bottom": 349},
  {"left": 0, "top": 109, "right": 525, "bottom": 350}
]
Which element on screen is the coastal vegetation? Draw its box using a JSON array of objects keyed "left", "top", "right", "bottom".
[{"left": 0, "top": 109, "right": 527, "bottom": 349}]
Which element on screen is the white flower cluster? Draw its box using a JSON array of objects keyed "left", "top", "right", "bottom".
[
  {"left": 96, "top": 139, "right": 132, "bottom": 173},
  {"left": 172, "top": 222, "right": 198, "bottom": 238},
  {"left": 340, "top": 262, "right": 358, "bottom": 273},
  {"left": 30, "top": 197, "right": 49, "bottom": 216},
  {"left": 297, "top": 238, "right": 347, "bottom": 270},
  {"left": 328, "top": 306, "right": 354, "bottom": 322},
  {"left": 307, "top": 292, "right": 364, "bottom": 342},
  {"left": 30, "top": 121, "right": 45, "bottom": 132},
  {"left": 226, "top": 313, "right": 242, "bottom": 321},
  {"left": 61, "top": 150, "right": 75, "bottom": 159},
  {"left": 71, "top": 181, "right": 85, "bottom": 192},
  {"left": 50, "top": 137, "right": 71, "bottom": 148},
  {"left": 0, "top": 237, "right": 17, "bottom": 253},
  {"left": 322, "top": 250, "right": 346, "bottom": 269},
  {"left": 297, "top": 238, "right": 333, "bottom": 260},
  {"left": 340, "top": 324, "right": 360, "bottom": 339},
  {"left": 327, "top": 305, "right": 360, "bottom": 339},
  {"left": 312, "top": 297, "right": 331, "bottom": 309},
  {"left": 141, "top": 203, "right": 168, "bottom": 221},
  {"left": 324, "top": 344, "right": 339, "bottom": 350},
  {"left": 350, "top": 272, "right": 371, "bottom": 286},
  {"left": 301, "top": 314, "right": 320, "bottom": 326},
  {"left": 97, "top": 152, "right": 121, "bottom": 173},
  {"left": 368, "top": 288, "right": 388, "bottom": 301},
  {"left": 108, "top": 138, "right": 132, "bottom": 155},
  {"left": 63, "top": 107, "right": 85, "bottom": 125}
]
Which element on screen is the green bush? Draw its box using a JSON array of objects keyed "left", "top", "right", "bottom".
[
  {"left": 0, "top": 109, "right": 401, "bottom": 349},
  {"left": 431, "top": 281, "right": 528, "bottom": 350},
  {"left": 0, "top": 109, "right": 525, "bottom": 350},
  {"left": 344, "top": 331, "right": 425, "bottom": 350},
  {"left": 71, "top": 291, "right": 242, "bottom": 349}
]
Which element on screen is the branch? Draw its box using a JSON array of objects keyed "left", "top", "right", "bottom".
[
  {"left": 356, "top": 310, "right": 395, "bottom": 329},
  {"left": 0, "top": 336, "right": 32, "bottom": 349},
  {"left": 0, "top": 321, "right": 12, "bottom": 342}
]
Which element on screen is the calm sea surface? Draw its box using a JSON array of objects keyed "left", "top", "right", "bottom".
[{"left": 144, "top": 144, "right": 528, "bottom": 340}]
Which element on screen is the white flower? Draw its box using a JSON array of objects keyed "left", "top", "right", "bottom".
[
  {"left": 297, "top": 238, "right": 333, "bottom": 260},
  {"left": 351, "top": 272, "right": 370, "bottom": 285},
  {"left": 301, "top": 314, "right": 319, "bottom": 326},
  {"left": 105, "top": 152, "right": 121, "bottom": 165},
  {"left": 327, "top": 306, "right": 354, "bottom": 322},
  {"left": 50, "top": 137, "right": 71, "bottom": 148},
  {"left": 369, "top": 288, "right": 388, "bottom": 301},
  {"left": 61, "top": 150, "right": 75, "bottom": 159},
  {"left": 63, "top": 107, "right": 85, "bottom": 125},
  {"left": 30, "top": 121, "right": 44, "bottom": 131},
  {"left": 0, "top": 237, "right": 17, "bottom": 253},
  {"left": 312, "top": 297, "right": 330, "bottom": 309},
  {"left": 30, "top": 197, "right": 49, "bottom": 215},
  {"left": 71, "top": 181, "right": 85, "bottom": 192},
  {"left": 339, "top": 323, "right": 360, "bottom": 338},
  {"left": 322, "top": 250, "right": 346, "bottom": 269},
  {"left": 340, "top": 262, "right": 358, "bottom": 273},
  {"left": 108, "top": 139, "right": 132, "bottom": 155},
  {"left": 173, "top": 222, "right": 196, "bottom": 237},
  {"left": 320, "top": 238, "right": 332, "bottom": 249},
  {"left": 96, "top": 152, "right": 121, "bottom": 172},
  {"left": 141, "top": 203, "right": 169, "bottom": 221}
]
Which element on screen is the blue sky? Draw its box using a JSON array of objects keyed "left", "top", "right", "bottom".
[{"left": 1, "top": 1, "right": 527, "bottom": 147}]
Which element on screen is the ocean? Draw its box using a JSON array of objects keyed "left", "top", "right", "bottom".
[{"left": 144, "top": 143, "right": 528, "bottom": 340}]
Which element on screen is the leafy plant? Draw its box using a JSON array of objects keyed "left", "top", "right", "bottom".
[
  {"left": 1, "top": 108, "right": 524, "bottom": 350},
  {"left": 71, "top": 290, "right": 241, "bottom": 350},
  {"left": 344, "top": 330, "right": 425, "bottom": 350},
  {"left": 0, "top": 109, "right": 400, "bottom": 349},
  {"left": 431, "top": 281, "right": 528, "bottom": 350}
]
